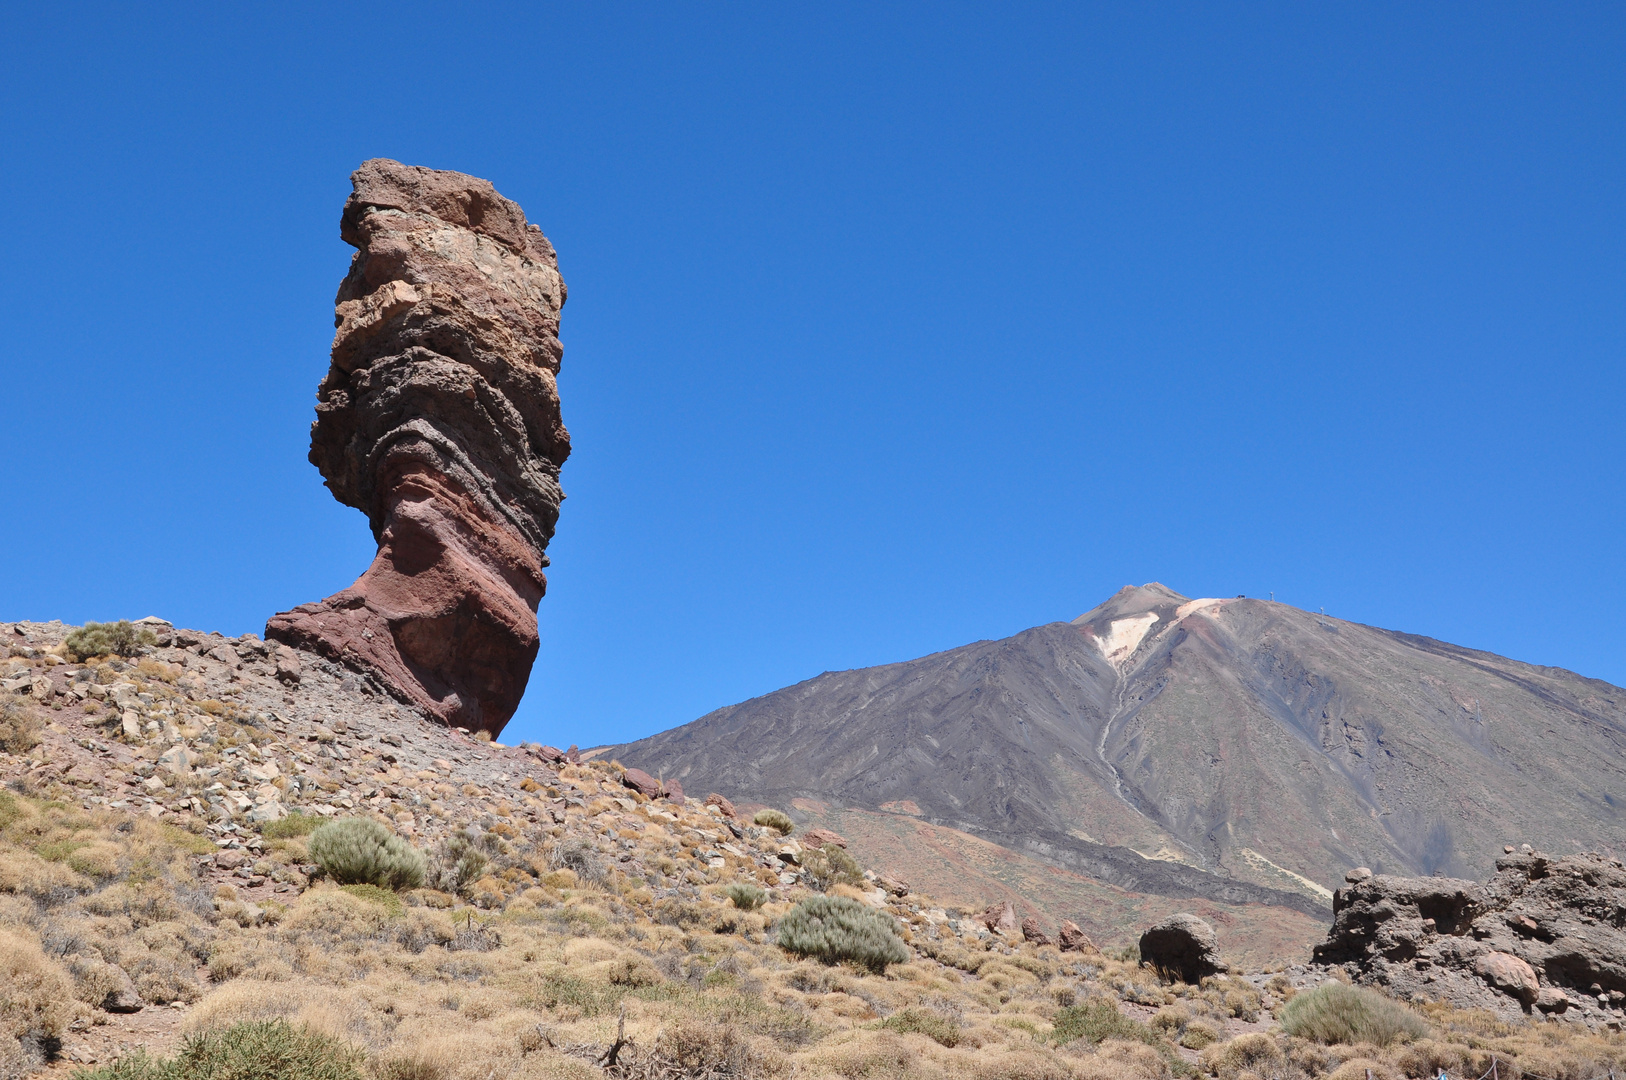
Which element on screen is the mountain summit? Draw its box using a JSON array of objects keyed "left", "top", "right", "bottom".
[{"left": 607, "top": 585, "right": 1626, "bottom": 918}]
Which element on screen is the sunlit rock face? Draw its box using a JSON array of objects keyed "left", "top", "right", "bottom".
[{"left": 268, "top": 159, "right": 569, "bottom": 737}]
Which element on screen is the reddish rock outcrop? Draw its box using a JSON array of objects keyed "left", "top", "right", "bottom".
[
  {"left": 801, "top": 828, "right": 848, "bottom": 850},
  {"left": 267, "top": 160, "right": 569, "bottom": 737},
  {"left": 1057, "top": 920, "right": 1096, "bottom": 953},
  {"left": 1021, "top": 917, "right": 1051, "bottom": 946},
  {"left": 705, "top": 793, "right": 737, "bottom": 819},
  {"left": 979, "top": 900, "right": 1018, "bottom": 934}
]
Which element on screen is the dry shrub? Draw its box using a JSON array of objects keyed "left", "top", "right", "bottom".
[
  {"left": 806, "top": 1030, "right": 925, "bottom": 1079},
  {"left": 63, "top": 621, "right": 155, "bottom": 662},
  {"left": 0, "top": 700, "right": 41, "bottom": 755},
  {"left": 0, "top": 930, "right": 74, "bottom": 1076},
  {"left": 972, "top": 1046, "right": 1077, "bottom": 1080},
  {"left": 1201, "top": 1032, "right": 1286, "bottom": 1080},
  {"left": 881, "top": 1008, "right": 962, "bottom": 1048},
  {"left": 1280, "top": 983, "right": 1429, "bottom": 1046},
  {"left": 753, "top": 810, "right": 794, "bottom": 835},
  {"left": 1050, "top": 999, "right": 1157, "bottom": 1049},
  {"left": 0, "top": 848, "right": 92, "bottom": 902},
  {"left": 1327, "top": 1058, "right": 1400, "bottom": 1080}
]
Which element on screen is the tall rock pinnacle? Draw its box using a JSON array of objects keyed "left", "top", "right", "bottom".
[{"left": 267, "top": 160, "right": 569, "bottom": 737}]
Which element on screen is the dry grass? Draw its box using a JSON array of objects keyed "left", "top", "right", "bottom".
[{"left": 4, "top": 769, "right": 1626, "bottom": 1080}]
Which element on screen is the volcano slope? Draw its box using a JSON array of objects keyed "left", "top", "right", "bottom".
[{"left": 606, "top": 584, "right": 1626, "bottom": 933}]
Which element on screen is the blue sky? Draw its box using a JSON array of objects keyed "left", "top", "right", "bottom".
[{"left": 2, "top": 4, "right": 1621, "bottom": 747}]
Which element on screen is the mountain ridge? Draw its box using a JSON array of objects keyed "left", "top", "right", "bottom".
[{"left": 604, "top": 584, "right": 1626, "bottom": 925}]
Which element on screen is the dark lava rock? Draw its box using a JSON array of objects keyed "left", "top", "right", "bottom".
[{"left": 1139, "top": 913, "right": 1223, "bottom": 982}]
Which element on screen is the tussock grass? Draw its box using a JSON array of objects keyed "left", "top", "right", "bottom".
[
  {"left": 69, "top": 1020, "right": 363, "bottom": 1080},
  {"left": 752, "top": 809, "right": 794, "bottom": 835},
  {"left": 1280, "top": 982, "right": 1430, "bottom": 1046}
]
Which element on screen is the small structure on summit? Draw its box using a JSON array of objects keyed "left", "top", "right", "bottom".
[{"left": 268, "top": 159, "right": 569, "bottom": 737}]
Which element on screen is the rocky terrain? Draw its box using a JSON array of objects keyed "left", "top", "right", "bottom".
[
  {"left": 605, "top": 584, "right": 1626, "bottom": 926},
  {"left": 1315, "top": 848, "right": 1626, "bottom": 1026},
  {"left": 268, "top": 159, "right": 571, "bottom": 738},
  {"left": 6, "top": 617, "right": 1626, "bottom": 1080}
]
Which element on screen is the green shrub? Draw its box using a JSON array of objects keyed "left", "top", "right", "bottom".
[
  {"left": 802, "top": 844, "right": 864, "bottom": 892},
  {"left": 880, "top": 1008, "right": 960, "bottom": 1047},
  {"left": 776, "top": 895, "right": 908, "bottom": 972},
  {"left": 70, "top": 1020, "right": 364, "bottom": 1080},
  {"left": 1279, "top": 982, "right": 1429, "bottom": 1046},
  {"left": 64, "top": 621, "right": 156, "bottom": 662},
  {"left": 753, "top": 809, "right": 794, "bottom": 834},
  {"left": 1051, "top": 999, "right": 1160, "bottom": 1047},
  {"left": 307, "top": 818, "right": 426, "bottom": 890},
  {"left": 725, "top": 881, "right": 766, "bottom": 910},
  {"left": 259, "top": 813, "right": 321, "bottom": 840}
]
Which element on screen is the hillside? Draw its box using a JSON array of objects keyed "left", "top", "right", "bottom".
[
  {"left": 5, "top": 616, "right": 1626, "bottom": 1080},
  {"left": 605, "top": 584, "right": 1626, "bottom": 921}
]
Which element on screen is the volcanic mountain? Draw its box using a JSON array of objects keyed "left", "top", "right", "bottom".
[{"left": 606, "top": 585, "right": 1626, "bottom": 934}]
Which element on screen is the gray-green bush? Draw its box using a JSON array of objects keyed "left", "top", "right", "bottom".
[
  {"left": 64, "top": 621, "right": 156, "bottom": 662},
  {"left": 307, "top": 818, "right": 426, "bottom": 890},
  {"left": 880, "top": 1008, "right": 961, "bottom": 1047},
  {"left": 725, "top": 881, "right": 766, "bottom": 910},
  {"left": 1279, "top": 982, "right": 1429, "bottom": 1046},
  {"left": 70, "top": 1020, "right": 364, "bottom": 1080},
  {"left": 753, "top": 809, "right": 794, "bottom": 834},
  {"left": 775, "top": 895, "right": 908, "bottom": 972}
]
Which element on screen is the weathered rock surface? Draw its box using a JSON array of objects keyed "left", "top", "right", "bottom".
[
  {"left": 1058, "top": 919, "right": 1096, "bottom": 953},
  {"left": 1314, "top": 849, "right": 1626, "bottom": 1018},
  {"left": 1139, "top": 913, "right": 1223, "bottom": 983},
  {"left": 268, "top": 159, "right": 569, "bottom": 737},
  {"left": 1021, "top": 916, "right": 1051, "bottom": 946}
]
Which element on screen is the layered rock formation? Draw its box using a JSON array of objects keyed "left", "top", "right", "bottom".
[
  {"left": 1314, "top": 849, "right": 1626, "bottom": 1019},
  {"left": 268, "top": 160, "right": 568, "bottom": 737}
]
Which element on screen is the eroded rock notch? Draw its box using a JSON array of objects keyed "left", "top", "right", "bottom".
[{"left": 268, "top": 159, "right": 569, "bottom": 736}]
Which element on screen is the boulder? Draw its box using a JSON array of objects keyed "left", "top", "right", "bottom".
[
  {"left": 535, "top": 745, "right": 567, "bottom": 763},
  {"left": 801, "top": 828, "right": 847, "bottom": 849},
  {"left": 1477, "top": 951, "right": 1539, "bottom": 1004},
  {"left": 874, "top": 873, "right": 910, "bottom": 897},
  {"left": 1138, "top": 914, "right": 1223, "bottom": 983},
  {"left": 1021, "top": 917, "right": 1051, "bottom": 946},
  {"left": 267, "top": 160, "right": 570, "bottom": 739},
  {"left": 979, "top": 901, "right": 1018, "bottom": 934},
  {"left": 621, "top": 768, "right": 663, "bottom": 799},
  {"left": 705, "top": 793, "right": 737, "bottom": 818},
  {"left": 663, "top": 777, "right": 684, "bottom": 804},
  {"left": 1058, "top": 920, "right": 1097, "bottom": 954}
]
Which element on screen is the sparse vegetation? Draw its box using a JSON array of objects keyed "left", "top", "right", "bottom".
[
  {"left": 802, "top": 842, "right": 864, "bottom": 891},
  {"left": 0, "top": 699, "right": 41, "bottom": 755},
  {"left": 306, "top": 818, "right": 426, "bottom": 890},
  {"left": 879, "top": 1007, "right": 961, "bottom": 1047},
  {"left": 63, "top": 621, "right": 156, "bottom": 662},
  {"left": 725, "top": 880, "right": 766, "bottom": 910},
  {"left": 776, "top": 894, "right": 909, "bottom": 972},
  {"left": 259, "top": 813, "right": 321, "bottom": 840},
  {"left": 1051, "top": 998, "right": 1159, "bottom": 1047},
  {"left": 1280, "top": 982, "right": 1430, "bottom": 1046},
  {"left": 69, "top": 1020, "right": 364, "bottom": 1080},
  {"left": 753, "top": 808, "right": 794, "bottom": 834}
]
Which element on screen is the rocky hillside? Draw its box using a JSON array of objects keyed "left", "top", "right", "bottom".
[
  {"left": 605, "top": 584, "right": 1626, "bottom": 921},
  {"left": 6, "top": 616, "right": 1626, "bottom": 1080},
  {"left": 9, "top": 614, "right": 1626, "bottom": 1080}
]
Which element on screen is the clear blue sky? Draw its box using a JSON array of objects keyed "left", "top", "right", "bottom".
[{"left": 2, "top": 4, "right": 1622, "bottom": 747}]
